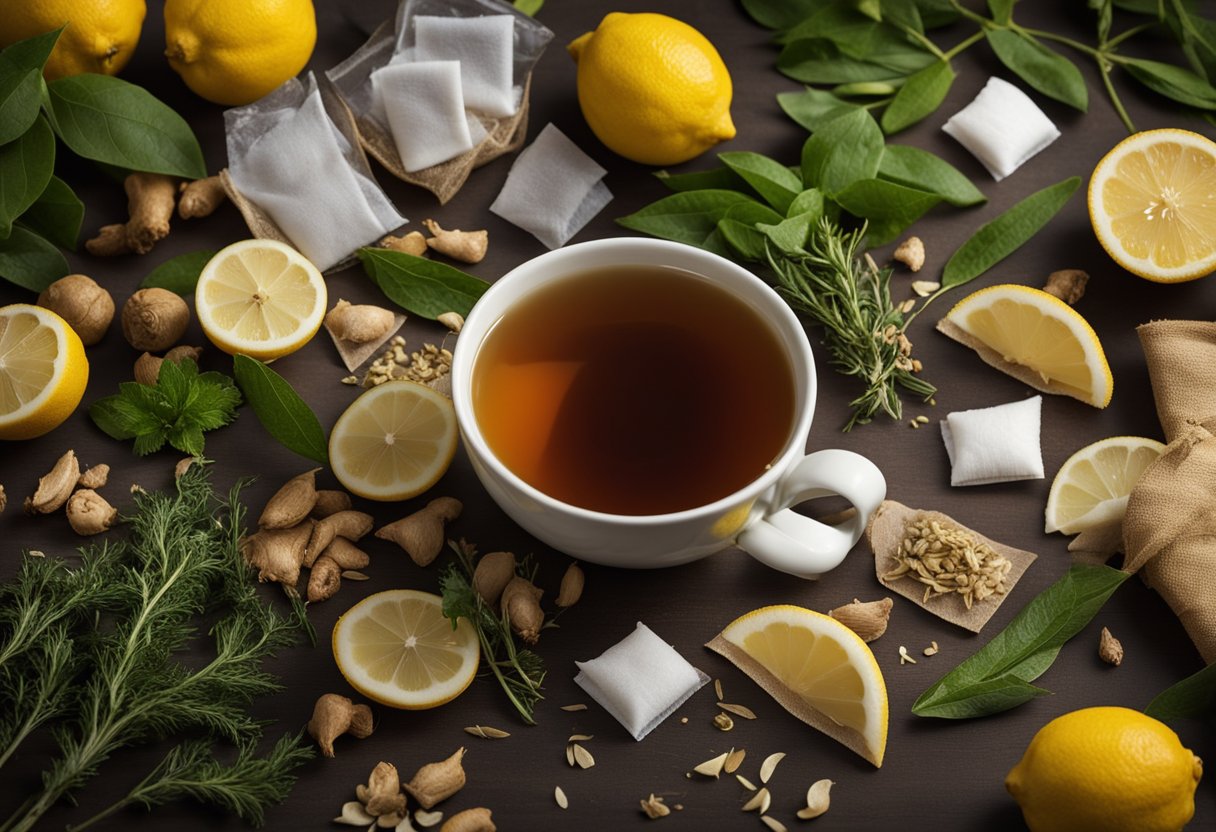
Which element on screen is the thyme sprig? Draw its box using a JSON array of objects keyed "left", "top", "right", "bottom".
[
  {"left": 768, "top": 218, "right": 936, "bottom": 430},
  {"left": 440, "top": 539, "right": 546, "bottom": 724}
]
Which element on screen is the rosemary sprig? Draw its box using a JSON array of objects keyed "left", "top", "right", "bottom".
[
  {"left": 768, "top": 218, "right": 935, "bottom": 430},
  {"left": 440, "top": 539, "right": 546, "bottom": 724}
]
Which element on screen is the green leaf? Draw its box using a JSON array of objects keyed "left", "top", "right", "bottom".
[
  {"left": 1113, "top": 0, "right": 1161, "bottom": 13},
  {"left": 758, "top": 212, "right": 818, "bottom": 254},
  {"left": 833, "top": 178, "right": 941, "bottom": 244},
  {"left": 740, "top": 0, "right": 821, "bottom": 29},
  {"left": 800, "top": 108, "right": 884, "bottom": 196},
  {"left": 46, "top": 74, "right": 206, "bottom": 178},
  {"left": 141, "top": 250, "right": 216, "bottom": 295},
  {"left": 0, "top": 28, "right": 61, "bottom": 146},
  {"left": 878, "top": 144, "right": 986, "bottom": 206},
  {"left": 655, "top": 167, "right": 746, "bottom": 192},
  {"left": 358, "top": 248, "right": 489, "bottom": 319},
  {"left": 0, "top": 114, "right": 54, "bottom": 237},
  {"left": 717, "top": 201, "right": 784, "bottom": 262},
  {"left": 1122, "top": 57, "right": 1216, "bottom": 108},
  {"left": 19, "top": 175, "right": 83, "bottom": 250},
  {"left": 1145, "top": 661, "right": 1216, "bottom": 721},
  {"left": 616, "top": 189, "right": 757, "bottom": 249},
  {"left": 719, "top": 151, "right": 803, "bottom": 213},
  {"left": 915, "top": 0, "right": 961, "bottom": 28},
  {"left": 1089, "top": 0, "right": 1113, "bottom": 42},
  {"left": 856, "top": 0, "right": 883, "bottom": 22},
  {"left": 988, "top": 0, "right": 1016, "bottom": 23},
  {"left": 512, "top": 0, "right": 543, "bottom": 15},
  {"left": 881, "top": 59, "right": 956, "bottom": 133},
  {"left": 778, "top": 33, "right": 935, "bottom": 84},
  {"left": 0, "top": 225, "right": 68, "bottom": 292},
  {"left": 232, "top": 355, "right": 328, "bottom": 465},
  {"left": 913, "top": 565, "right": 1130, "bottom": 719},
  {"left": 778, "top": 6, "right": 885, "bottom": 47},
  {"left": 985, "top": 29, "right": 1088, "bottom": 111},
  {"left": 941, "top": 176, "right": 1081, "bottom": 289},
  {"left": 880, "top": 1, "right": 924, "bottom": 33},
  {"left": 777, "top": 87, "right": 866, "bottom": 133},
  {"left": 787, "top": 187, "right": 826, "bottom": 219}
]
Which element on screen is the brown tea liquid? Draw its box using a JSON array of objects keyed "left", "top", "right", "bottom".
[{"left": 471, "top": 265, "right": 796, "bottom": 516}]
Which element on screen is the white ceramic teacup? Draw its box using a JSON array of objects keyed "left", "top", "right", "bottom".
[{"left": 451, "top": 238, "right": 886, "bottom": 579}]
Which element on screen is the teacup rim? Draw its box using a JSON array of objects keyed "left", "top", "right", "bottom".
[{"left": 451, "top": 237, "right": 817, "bottom": 526}]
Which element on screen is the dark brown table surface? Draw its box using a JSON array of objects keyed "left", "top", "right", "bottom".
[{"left": 2, "top": 2, "right": 1214, "bottom": 830}]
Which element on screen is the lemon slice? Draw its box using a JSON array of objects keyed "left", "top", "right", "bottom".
[
  {"left": 0, "top": 304, "right": 88, "bottom": 440},
  {"left": 333, "top": 589, "right": 479, "bottom": 709},
  {"left": 937, "top": 284, "right": 1113, "bottom": 408},
  {"left": 1045, "top": 436, "right": 1165, "bottom": 534},
  {"left": 1088, "top": 128, "right": 1216, "bottom": 283},
  {"left": 195, "top": 239, "right": 327, "bottom": 360},
  {"left": 329, "top": 381, "right": 458, "bottom": 501},
  {"left": 708, "top": 605, "right": 888, "bottom": 767}
]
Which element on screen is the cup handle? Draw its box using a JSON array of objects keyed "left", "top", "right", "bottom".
[{"left": 736, "top": 449, "right": 886, "bottom": 579}]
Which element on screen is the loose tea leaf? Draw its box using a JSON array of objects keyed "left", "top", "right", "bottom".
[
  {"left": 913, "top": 565, "right": 1131, "bottom": 719},
  {"left": 616, "top": 189, "right": 755, "bottom": 248},
  {"left": 141, "top": 249, "right": 216, "bottom": 294},
  {"left": 881, "top": 60, "right": 955, "bottom": 134},
  {"left": 719, "top": 151, "right": 802, "bottom": 214},
  {"left": 232, "top": 354, "right": 328, "bottom": 465},
  {"left": 45, "top": 74, "right": 206, "bottom": 179},
  {"left": 359, "top": 248, "right": 489, "bottom": 320},
  {"left": 0, "top": 28, "right": 61, "bottom": 146},
  {"left": 0, "top": 225, "right": 68, "bottom": 292},
  {"left": 1145, "top": 661, "right": 1216, "bottom": 721},
  {"left": 18, "top": 176, "right": 83, "bottom": 251},
  {"left": 0, "top": 115, "right": 54, "bottom": 237},
  {"left": 941, "top": 176, "right": 1081, "bottom": 290},
  {"left": 800, "top": 108, "right": 884, "bottom": 196},
  {"left": 878, "top": 145, "right": 986, "bottom": 207},
  {"left": 985, "top": 29, "right": 1088, "bottom": 111}
]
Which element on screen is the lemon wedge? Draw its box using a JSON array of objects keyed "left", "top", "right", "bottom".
[
  {"left": 708, "top": 605, "right": 888, "bottom": 767},
  {"left": 0, "top": 304, "right": 88, "bottom": 440},
  {"left": 333, "top": 590, "right": 479, "bottom": 710},
  {"left": 1045, "top": 436, "right": 1165, "bottom": 535},
  {"left": 329, "top": 381, "right": 458, "bottom": 501},
  {"left": 1088, "top": 128, "right": 1216, "bottom": 283},
  {"left": 195, "top": 239, "right": 327, "bottom": 360},
  {"left": 937, "top": 284, "right": 1113, "bottom": 408}
]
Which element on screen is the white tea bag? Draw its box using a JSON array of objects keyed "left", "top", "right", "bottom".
[
  {"left": 372, "top": 60, "right": 475, "bottom": 172},
  {"left": 415, "top": 14, "right": 516, "bottom": 117},
  {"left": 227, "top": 79, "right": 404, "bottom": 271},
  {"left": 575, "top": 622, "right": 709, "bottom": 741},
  {"left": 489, "top": 123, "right": 612, "bottom": 249},
  {"left": 942, "top": 77, "right": 1060, "bottom": 181},
  {"left": 940, "top": 396, "right": 1044, "bottom": 486}
]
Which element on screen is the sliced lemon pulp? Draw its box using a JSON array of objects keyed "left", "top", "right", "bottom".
[
  {"left": 333, "top": 590, "right": 479, "bottom": 709},
  {"left": 1045, "top": 436, "right": 1165, "bottom": 534},
  {"left": 0, "top": 304, "right": 88, "bottom": 440},
  {"left": 195, "top": 239, "right": 327, "bottom": 360},
  {"left": 329, "top": 381, "right": 458, "bottom": 501},
  {"left": 940, "top": 284, "right": 1113, "bottom": 408},
  {"left": 712, "top": 605, "right": 888, "bottom": 767},
  {"left": 1089, "top": 128, "right": 1216, "bottom": 282}
]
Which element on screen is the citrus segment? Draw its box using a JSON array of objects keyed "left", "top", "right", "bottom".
[
  {"left": 939, "top": 284, "right": 1113, "bottom": 408},
  {"left": 1088, "top": 128, "right": 1216, "bottom": 282},
  {"left": 195, "top": 239, "right": 326, "bottom": 361},
  {"left": 333, "top": 589, "right": 479, "bottom": 709},
  {"left": 329, "top": 381, "right": 458, "bottom": 501},
  {"left": 0, "top": 304, "right": 88, "bottom": 440},
  {"left": 710, "top": 605, "right": 888, "bottom": 767},
  {"left": 1045, "top": 436, "right": 1165, "bottom": 534}
]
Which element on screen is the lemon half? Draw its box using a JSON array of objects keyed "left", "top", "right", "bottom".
[
  {"left": 1045, "top": 435, "right": 1165, "bottom": 534},
  {"left": 0, "top": 304, "right": 88, "bottom": 440},
  {"left": 333, "top": 589, "right": 479, "bottom": 710}
]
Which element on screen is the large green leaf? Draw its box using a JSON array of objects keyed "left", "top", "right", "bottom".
[
  {"left": 1122, "top": 57, "right": 1216, "bottom": 108},
  {"left": 18, "top": 175, "right": 83, "bottom": 250},
  {"left": 800, "top": 108, "right": 884, "bottom": 196},
  {"left": 0, "top": 28, "right": 60, "bottom": 146},
  {"left": 0, "top": 225, "right": 68, "bottom": 292},
  {"left": 881, "top": 59, "right": 955, "bottom": 133},
  {"left": 46, "top": 74, "right": 206, "bottom": 178},
  {"left": 358, "top": 248, "right": 489, "bottom": 319},
  {"left": 778, "top": 87, "right": 866, "bottom": 133},
  {"left": 232, "top": 354, "right": 328, "bottom": 465},
  {"left": 719, "top": 151, "right": 803, "bottom": 213},
  {"left": 985, "top": 29, "right": 1088, "bottom": 111},
  {"left": 878, "top": 145, "right": 986, "bottom": 207},
  {"left": 833, "top": 178, "right": 941, "bottom": 244},
  {"left": 0, "top": 115, "right": 54, "bottom": 237},
  {"left": 778, "top": 33, "right": 935, "bottom": 84},
  {"left": 616, "top": 189, "right": 757, "bottom": 248}
]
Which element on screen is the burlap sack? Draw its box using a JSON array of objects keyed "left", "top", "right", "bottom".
[{"left": 1122, "top": 320, "right": 1216, "bottom": 663}]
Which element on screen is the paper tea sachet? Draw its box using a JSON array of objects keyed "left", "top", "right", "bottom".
[
  {"left": 940, "top": 396, "right": 1044, "bottom": 486},
  {"left": 414, "top": 14, "right": 517, "bottom": 117},
  {"left": 943, "top": 77, "right": 1060, "bottom": 181},
  {"left": 372, "top": 61, "right": 478, "bottom": 172},
  {"left": 225, "top": 74, "right": 404, "bottom": 271},
  {"left": 490, "top": 123, "right": 613, "bottom": 249},
  {"left": 575, "top": 622, "right": 709, "bottom": 741}
]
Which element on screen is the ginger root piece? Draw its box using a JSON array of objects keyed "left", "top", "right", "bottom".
[
  {"left": 322, "top": 537, "right": 371, "bottom": 570},
  {"left": 307, "top": 556, "right": 342, "bottom": 603},
  {"left": 325, "top": 299, "right": 396, "bottom": 344},
  {"left": 437, "top": 311, "right": 464, "bottom": 333},
  {"left": 241, "top": 521, "right": 313, "bottom": 585},
  {"left": 25, "top": 450, "right": 79, "bottom": 514},
  {"left": 375, "top": 497, "right": 463, "bottom": 567},
  {"left": 440, "top": 808, "right": 494, "bottom": 832},
  {"left": 311, "top": 489, "right": 352, "bottom": 518},
  {"left": 380, "top": 231, "right": 428, "bottom": 257},
  {"left": 828, "top": 597, "right": 893, "bottom": 642},
  {"left": 77, "top": 464, "right": 110, "bottom": 490},
  {"left": 0, "top": 485, "right": 6, "bottom": 514},
  {"left": 555, "top": 562, "right": 585, "bottom": 608},
  {"left": 424, "top": 219, "right": 488, "bottom": 264},
  {"left": 67, "top": 489, "right": 118, "bottom": 536},
  {"left": 305, "top": 510, "right": 374, "bottom": 566},
  {"left": 134, "top": 345, "right": 203, "bottom": 386},
  {"left": 1042, "top": 269, "right": 1089, "bottom": 305},
  {"left": 405, "top": 747, "right": 467, "bottom": 809},
  {"left": 178, "top": 175, "right": 228, "bottom": 219},
  {"left": 259, "top": 469, "right": 320, "bottom": 529},
  {"left": 307, "top": 693, "right": 374, "bottom": 757},
  {"left": 37, "top": 275, "right": 115, "bottom": 346},
  {"left": 121, "top": 288, "right": 190, "bottom": 352},
  {"left": 472, "top": 551, "right": 516, "bottom": 607},
  {"left": 893, "top": 236, "right": 925, "bottom": 272},
  {"left": 85, "top": 224, "right": 132, "bottom": 257},
  {"left": 500, "top": 577, "right": 544, "bottom": 645},
  {"left": 124, "top": 173, "right": 178, "bottom": 254},
  {"left": 357, "top": 762, "right": 407, "bottom": 818}
]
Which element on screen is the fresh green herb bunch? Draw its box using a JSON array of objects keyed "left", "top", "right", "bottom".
[
  {"left": 0, "top": 466, "right": 313, "bottom": 832},
  {"left": 752, "top": 0, "right": 1216, "bottom": 136}
]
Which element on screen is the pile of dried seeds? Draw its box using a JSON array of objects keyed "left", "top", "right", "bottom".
[
  {"left": 342, "top": 337, "right": 453, "bottom": 388},
  {"left": 884, "top": 514, "right": 1012, "bottom": 609}
]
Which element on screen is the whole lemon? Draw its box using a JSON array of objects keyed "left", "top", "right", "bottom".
[
  {"left": 1006, "top": 707, "right": 1203, "bottom": 832},
  {"left": 567, "top": 12, "right": 735, "bottom": 166},
  {"left": 0, "top": 0, "right": 146, "bottom": 79},
  {"left": 163, "top": 0, "right": 316, "bottom": 106}
]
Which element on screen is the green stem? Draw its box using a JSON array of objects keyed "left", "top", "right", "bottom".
[
  {"left": 1099, "top": 61, "right": 1137, "bottom": 133},
  {"left": 948, "top": 0, "right": 990, "bottom": 26},
  {"left": 900, "top": 25, "right": 946, "bottom": 59},
  {"left": 943, "top": 30, "right": 985, "bottom": 61},
  {"left": 1018, "top": 26, "right": 1104, "bottom": 59},
  {"left": 1104, "top": 21, "right": 1156, "bottom": 49}
]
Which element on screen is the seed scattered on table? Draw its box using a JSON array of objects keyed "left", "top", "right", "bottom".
[
  {"left": 724, "top": 748, "right": 746, "bottom": 774},
  {"left": 555, "top": 786, "right": 569, "bottom": 809},
  {"left": 640, "top": 794, "right": 671, "bottom": 819},
  {"left": 923, "top": 641, "right": 939, "bottom": 657},
  {"left": 693, "top": 751, "right": 729, "bottom": 778},
  {"left": 760, "top": 752, "right": 785, "bottom": 784},
  {"left": 713, "top": 713, "right": 734, "bottom": 732},
  {"left": 717, "top": 702, "right": 756, "bottom": 720},
  {"left": 560, "top": 703, "right": 588, "bottom": 712},
  {"left": 899, "top": 645, "right": 918, "bottom": 665}
]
